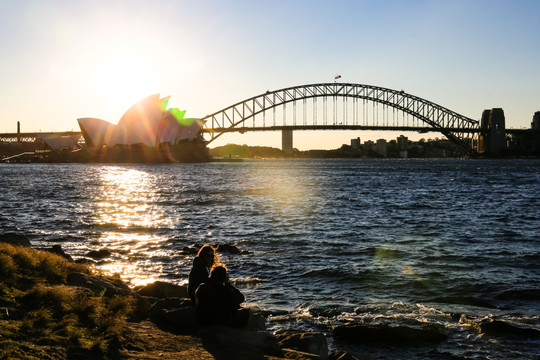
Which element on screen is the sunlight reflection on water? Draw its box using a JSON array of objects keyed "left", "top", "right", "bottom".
[{"left": 93, "top": 167, "right": 172, "bottom": 285}]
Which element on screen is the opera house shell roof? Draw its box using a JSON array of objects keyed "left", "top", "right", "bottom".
[{"left": 77, "top": 94, "right": 202, "bottom": 149}]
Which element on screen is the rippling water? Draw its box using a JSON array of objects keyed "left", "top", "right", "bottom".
[{"left": 1, "top": 159, "right": 539, "bottom": 359}]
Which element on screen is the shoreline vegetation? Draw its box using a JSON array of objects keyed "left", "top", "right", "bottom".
[
  {"left": 209, "top": 141, "right": 539, "bottom": 160},
  {"left": 0, "top": 234, "right": 359, "bottom": 360}
]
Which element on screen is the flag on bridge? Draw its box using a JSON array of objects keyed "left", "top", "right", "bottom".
[{"left": 334, "top": 75, "right": 341, "bottom": 80}]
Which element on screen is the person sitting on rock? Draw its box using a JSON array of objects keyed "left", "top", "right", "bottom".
[
  {"left": 188, "top": 245, "right": 219, "bottom": 304},
  {"left": 195, "top": 264, "right": 249, "bottom": 327}
]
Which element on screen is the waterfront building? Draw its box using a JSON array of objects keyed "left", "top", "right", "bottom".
[
  {"left": 351, "top": 137, "right": 361, "bottom": 149},
  {"left": 77, "top": 94, "right": 201, "bottom": 149},
  {"left": 376, "top": 139, "right": 387, "bottom": 157},
  {"left": 532, "top": 111, "right": 540, "bottom": 130},
  {"left": 77, "top": 94, "right": 209, "bottom": 162},
  {"left": 397, "top": 135, "right": 408, "bottom": 158}
]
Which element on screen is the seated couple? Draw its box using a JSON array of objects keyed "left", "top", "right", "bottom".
[{"left": 188, "top": 245, "right": 249, "bottom": 327}]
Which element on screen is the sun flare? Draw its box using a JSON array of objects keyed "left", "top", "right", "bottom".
[{"left": 94, "top": 53, "right": 155, "bottom": 110}]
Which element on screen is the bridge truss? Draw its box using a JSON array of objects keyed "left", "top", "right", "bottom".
[{"left": 200, "top": 83, "right": 480, "bottom": 154}]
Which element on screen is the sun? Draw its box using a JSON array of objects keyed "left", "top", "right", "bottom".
[{"left": 94, "top": 53, "right": 156, "bottom": 112}]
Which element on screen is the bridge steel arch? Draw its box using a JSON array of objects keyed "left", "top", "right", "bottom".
[{"left": 200, "top": 83, "right": 479, "bottom": 154}]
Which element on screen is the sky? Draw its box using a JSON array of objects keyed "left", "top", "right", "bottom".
[{"left": 0, "top": 0, "right": 539, "bottom": 150}]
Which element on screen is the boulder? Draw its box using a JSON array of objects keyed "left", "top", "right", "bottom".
[
  {"left": 135, "top": 281, "right": 188, "bottom": 299},
  {"left": 275, "top": 330, "right": 328, "bottom": 360},
  {"left": 246, "top": 309, "right": 267, "bottom": 331},
  {"left": 479, "top": 318, "right": 540, "bottom": 339},
  {"left": 85, "top": 249, "right": 112, "bottom": 260},
  {"left": 197, "top": 326, "right": 284, "bottom": 359},
  {"left": 333, "top": 324, "right": 447, "bottom": 344},
  {"left": 216, "top": 244, "right": 241, "bottom": 254},
  {"left": 131, "top": 295, "right": 153, "bottom": 321},
  {"left": 182, "top": 246, "right": 199, "bottom": 255},
  {"left": 45, "top": 245, "right": 73, "bottom": 262},
  {"left": 74, "top": 258, "right": 97, "bottom": 265},
  {"left": 329, "top": 350, "right": 373, "bottom": 360},
  {"left": 282, "top": 348, "right": 322, "bottom": 360},
  {"left": 149, "top": 306, "right": 199, "bottom": 334},
  {"left": 67, "top": 272, "right": 131, "bottom": 297},
  {"left": 0, "top": 233, "right": 31, "bottom": 247},
  {"left": 147, "top": 297, "right": 192, "bottom": 318}
]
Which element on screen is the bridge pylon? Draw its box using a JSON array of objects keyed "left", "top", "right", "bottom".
[{"left": 282, "top": 130, "right": 293, "bottom": 154}]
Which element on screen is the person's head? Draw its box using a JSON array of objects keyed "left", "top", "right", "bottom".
[
  {"left": 197, "top": 244, "right": 219, "bottom": 267},
  {"left": 210, "top": 264, "right": 228, "bottom": 284}
]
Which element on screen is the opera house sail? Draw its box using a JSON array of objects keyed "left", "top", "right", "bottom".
[{"left": 77, "top": 94, "right": 209, "bottom": 162}]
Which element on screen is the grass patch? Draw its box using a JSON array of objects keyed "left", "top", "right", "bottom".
[{"left": 0, "top": 243, "right": 136, "bottom": 359}]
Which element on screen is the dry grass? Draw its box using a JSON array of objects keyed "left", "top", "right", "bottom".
[{"left": 0, "top": 243, "right": 136, "bottom": 359}]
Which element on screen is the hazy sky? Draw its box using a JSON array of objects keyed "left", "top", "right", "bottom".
[{"left": 1, "top": 0, "right": 538, "bottom": 150}]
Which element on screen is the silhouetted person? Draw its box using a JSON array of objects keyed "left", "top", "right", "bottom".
[
  {"left": 195, "top": 264, "right": 249, "bottom": 327},
  {"left": 188, "top": 245, "right": 219, "bottom": 304}
]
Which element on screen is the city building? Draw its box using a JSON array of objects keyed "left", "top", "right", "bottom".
[
  {"left": 397, "top": 135, "right": 408, "bottom": 158},
  {"left": 532, "top": 111, "right": 540, "bottom": 130},
  {"left": 376, "top": 139, "right": 387, "bottom": 157},
  {"left": 351, "top": 137, "right": 361, "bottom": 149}
]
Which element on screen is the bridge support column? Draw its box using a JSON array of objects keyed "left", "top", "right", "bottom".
[
  {"left": 282, "top": 130, "right": 293, "bottom": 154},
  {"left": 478, "top": 108, "right": 506, "bottom": 155}
]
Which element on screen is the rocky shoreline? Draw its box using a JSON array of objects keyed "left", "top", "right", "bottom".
[
  {"left": 0, "top": 233, "right": 368, "bottom": 360},
  {"left": 2, "top": 233, "right": 538, "bottom": 360}
]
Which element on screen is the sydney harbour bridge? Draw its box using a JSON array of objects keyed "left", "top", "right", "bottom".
[
  {"left": 2, "top": 82, "right": 524, "bottom": 156},
  {"left": 198, "top": 82, "right": 482, "bottom": 155}
]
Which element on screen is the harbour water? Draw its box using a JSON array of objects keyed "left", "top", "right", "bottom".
[{"left": 1, "top": 159, "right": 539, "bottom": 359}]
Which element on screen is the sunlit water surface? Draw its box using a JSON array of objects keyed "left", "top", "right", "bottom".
[{"left": 1, "top": 160, "right": 539, "bottom": 359}]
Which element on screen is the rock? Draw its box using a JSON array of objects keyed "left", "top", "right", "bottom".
[
  {"left": 333, "top": 324, "right": 447, "bottom": 344},
  {"left": 135, "top": 281, "right": 188, "bottom": 299},
  {"left": 0, "top": 233, "right": 31, "bottom": 247},
  {"left": 85, "top": 249, "right": 112, "bottom": 259},
  {"left": 147, "top": 297, "right": 192, "bottom": 318},
  {"left": 275, "top": 330, "right": 328, "bottom": 360},
  {"left": 149, "top": 306, "right": 199, "bottom": 334},
  {"left": 282, "top": 348, "right": 322, "bottom": 360},
  {"left": 479, "top": 318, "right": 540, "bottom": 339},
  {"left": 67, "top": 272, "right": 131, "bottom": 297},
  {"left": 246, "top": 309, "right": 267, "bottom": 330},
  {"left": 216, "top": 244, "right": 241, "bottom": 254},
  {"left": 75, "top": 258, "right": 97, "bottom": 265},
  {"left": 182, "top": 246, "right": 199, "bottom": 255},
  {"left": 131, "top": 295, "right": 153, "bottom": 321},
  {"left": 45, "top": 245, "right": 73, "bottom": 262},
  {"left": 197, "top": 326, "right": 284, "bottom": 359},
  {"left": 329, "top": 350, "right": 374, "bottom": 360}
]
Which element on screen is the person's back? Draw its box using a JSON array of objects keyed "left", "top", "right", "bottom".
[
  {"left": 195, "top": 265, "right": 247, "bottom": 327},
  {"left": 188, "top": 245, "right": 218, "bottom": 304}
]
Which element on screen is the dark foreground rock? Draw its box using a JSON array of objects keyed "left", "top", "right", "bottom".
[
  {"left": 0, "top": 233, "right": 32, "bottom": 247},
  {"left": 85, "top": 248, "right": 112, "bottom": 259},
  {"left": 44, "top": 244, "right": 74, "bottom": 261},
  {"left": 328, "top": 350, "right": 374, "bottom": 360},
  {"left": 479, "top": 318, "right": 540, "bottom": 339},
  {"left": 198, "top": 325, "right": 284, "bottom": 360},
  {"left": 333, "top": 323, "right": 448, "bottom": 344},
  {"left": 135, "top": 281, "right": 188, "bottom": 299},
  {"left": 67, "top": 271, "right": 132, "bottom": 296},
  {"left": 275, "top": 330, "right": 328, "bottom": 360},
  {"left": 216, "top": 243, "right": 242, "bottom": 254}
]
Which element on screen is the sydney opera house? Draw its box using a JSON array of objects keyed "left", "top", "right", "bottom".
[{"left": 77, "top": 94, "right": 210, "bottom": 162}]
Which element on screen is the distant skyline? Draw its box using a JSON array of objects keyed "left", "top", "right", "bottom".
[{"left": 1, "top": 0, "right": 539, "bottom": 150}]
